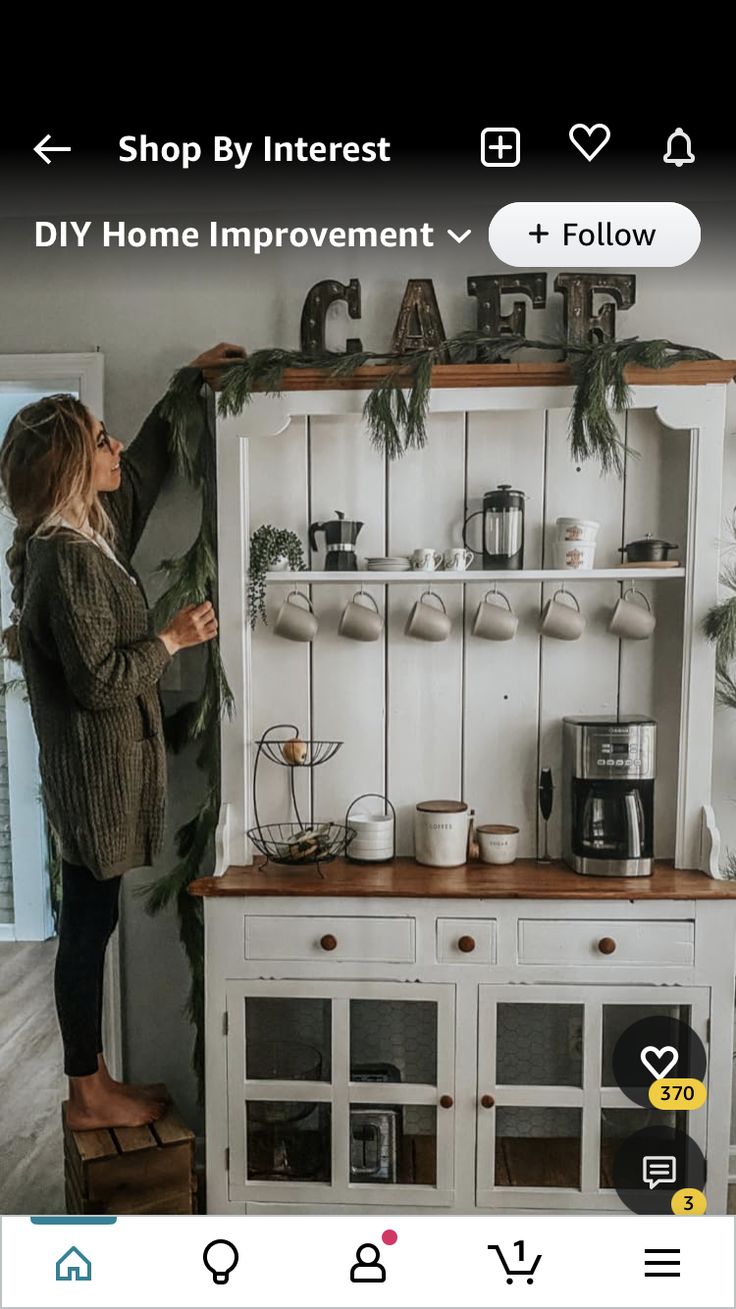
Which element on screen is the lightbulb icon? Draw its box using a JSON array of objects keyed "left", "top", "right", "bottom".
[{"left": 203, "top": 1239, "right": 239, "bottom": 1285}]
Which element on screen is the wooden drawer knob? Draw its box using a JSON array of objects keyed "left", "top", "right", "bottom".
[
  {"left": 480, "top": 1094, "right": 495, "bottom": 1109},
  {"left": 458, "top": 935, "right": 476, "bottom": 953},
  {"left": 439, "top": 1094, "right": 454, "bottom": 1109},
  {"left": 598, "top": 936, "right": 617, "bottom": 955},
  {"left": 320, "top": 934, "right": 338, "bottom": 951}
]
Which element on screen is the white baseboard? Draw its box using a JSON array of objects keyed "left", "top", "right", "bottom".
[{"left": 0, "top": 923, "right": 16, "bottom": 942}]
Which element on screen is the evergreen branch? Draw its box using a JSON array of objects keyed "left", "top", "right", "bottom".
[
  {"left": 704, "top": 596, "right": 736, "bottom": 664},
  {"left": 158, "top": 368, "right": 205, "bottom": 482},
  {"left": 720, "top": 852, "right": 736, "bottom": 880},
  {"left": 716, "top": 661, "right": 736, "bottom": 712}
]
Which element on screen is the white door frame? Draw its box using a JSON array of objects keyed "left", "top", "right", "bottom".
[{"left": 0, "top": 354, "right": 122, "bottom": 1077}]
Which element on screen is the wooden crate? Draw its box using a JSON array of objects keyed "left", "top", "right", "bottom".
[{"left": 63, "top": 1095, "right": 196, "bottom": 1215}]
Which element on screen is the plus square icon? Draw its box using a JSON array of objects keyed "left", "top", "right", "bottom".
[{"left": 480, "top": 127, "right": 520, "bottom": 168}]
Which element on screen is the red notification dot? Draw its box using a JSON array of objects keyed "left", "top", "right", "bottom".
[{"left": 382, "top": 1230, "right": 398, "bottom": 1246}]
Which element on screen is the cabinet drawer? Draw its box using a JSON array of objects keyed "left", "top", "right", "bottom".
[
  {"left": 437, "top": 918, "right": 496, "bottom": 963},
  {"left": 518, "top": 919, "right": 695, "bottom": 966},
  {"left": 244, "top": 916, "right": 415, "bottom": 962}
]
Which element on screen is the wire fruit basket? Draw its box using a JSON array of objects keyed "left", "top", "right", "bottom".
[
  {"left": 249, "top": 724, "right": 352, "bottom": 870},
  {"left": 248, "top": 821, "right": 355, "bottom": 866}
]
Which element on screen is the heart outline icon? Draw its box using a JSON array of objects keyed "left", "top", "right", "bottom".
[
  {"left": 569, "top": 122, "right": 611, "bottom": 162},
  {"left": 640, "top": 1045, "right": 679, "bottom": 1079}
]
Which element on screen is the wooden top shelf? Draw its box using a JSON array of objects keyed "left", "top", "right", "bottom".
[
  {"left": 264, "top": 361, "right": 736, "bottom": 391},
  {"left": 189, "top": 858, "right": 736, "bottom": 901}
]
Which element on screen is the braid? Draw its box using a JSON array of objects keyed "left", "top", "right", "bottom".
[{"left": 2, "top": 522, "right": 33, "bottom": 662}]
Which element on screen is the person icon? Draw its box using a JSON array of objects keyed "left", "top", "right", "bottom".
[{"left": 350, "top": 1243, "right": 386, "bottom": 1283}]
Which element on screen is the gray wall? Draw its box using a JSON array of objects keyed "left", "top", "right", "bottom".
[{"left": 0, "top": 238, "right": 734, "bottom": 1134}]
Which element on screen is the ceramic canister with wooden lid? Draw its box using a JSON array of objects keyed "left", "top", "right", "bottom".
[{"left": 414, "top": 800, "right": 473, "bottom": 867}]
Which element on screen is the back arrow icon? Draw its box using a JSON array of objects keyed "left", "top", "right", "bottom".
[{"left": 34, "top": 135, "right": 72, "bottom": 165}]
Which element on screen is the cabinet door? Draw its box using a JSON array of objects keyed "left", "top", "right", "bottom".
[
  {"left": 477, "top": 984, "right": 709, "bottom": 1210},
  {"left": 226, "top": 980, "right": 455, "bottom": 1206}
]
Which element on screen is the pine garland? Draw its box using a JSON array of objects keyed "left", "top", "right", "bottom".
[
  {"left": 140, "top": 372, "right": 234, "bottom": 1098},
  {"left": 162, "top": 333, "right": 720, "bottom": 475}
]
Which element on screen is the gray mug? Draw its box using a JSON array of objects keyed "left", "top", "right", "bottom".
[
  {"left": 540, "top": 589, "right": 585, "bottom": 641},
  {"left": 405, "top": 590, "right": 451, "bottom": 641},
  {"left": 273, "top": 590, "right": 318, "bottom": 642},
  {"left": 339, "top": 591, "right": 383, "bottom": 642},
  {"left": 472, "top": 589, "right": 518, "bottom": 641},
  {"left": 608, "top": 587, "right": 656, "bottom": 640}
]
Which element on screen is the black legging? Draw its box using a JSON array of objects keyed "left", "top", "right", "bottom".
[{"left": 54, "top": 859, "right": 122, "bottom": 1077}]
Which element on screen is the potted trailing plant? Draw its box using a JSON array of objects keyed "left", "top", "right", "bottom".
[{"left": 248, "top": 525, "right": 306, "bottom": 628}]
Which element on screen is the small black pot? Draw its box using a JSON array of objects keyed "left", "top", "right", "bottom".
[{"left": 619, "top": 536, "right": 679, "bottom": 563}]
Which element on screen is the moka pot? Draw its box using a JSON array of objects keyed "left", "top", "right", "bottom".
[{"left": 309, "top": 510, "right": 364, "bottom": 571}]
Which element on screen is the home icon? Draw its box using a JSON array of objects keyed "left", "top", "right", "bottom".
[{"left": 56, "top": 1247, "right": 92, "bottom": 1281}]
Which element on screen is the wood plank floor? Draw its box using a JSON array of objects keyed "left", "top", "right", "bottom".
[{"left": 0, "top": 940, "right": 66, "bottom": 1214}]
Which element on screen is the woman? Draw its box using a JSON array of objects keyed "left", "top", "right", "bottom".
[{"left": 0, "top": 342, "right": 245, "bottom": 1130}]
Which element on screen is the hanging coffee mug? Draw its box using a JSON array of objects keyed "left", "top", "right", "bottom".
[
  {"left": 273, "top": 590, "right": 318, "bottom": 642},
  {"left": 472, "top": 589, "right": 518, "bottom": 641},
  {"left": 608, "top": 586, "right": 656, "bottom": 640},
  {"left": 338, "top": 590, "right": 383, "bottom": 642},
  {"left": 405, "top": 590, "right": 451, "bottom": 641},
  {"left": 540, "top": 588, "right": 585, "bottom": 641}
]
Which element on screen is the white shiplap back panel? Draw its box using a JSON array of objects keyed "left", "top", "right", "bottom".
[
  {"left": 538, "top": 409, "right": 625, "bottom": 857},
  {"left": 619, "top": 409, "right": 689, "bottom": 857},
  {"left": 386, "top": 413, "right": 467, "bottom": 557},
  {"left": 308, "top": 415, "right": 386, "bottom": 824},
  {"left": 387, "top": 583, "right": 465, "bottom": 853},
  {"left": 463, "top": 410, "right": 547, "bottom": 853},
  {"left": 248, "top": 421, "right": 311, "bottom": 829},
  {"left": 307, "top": 415, "right": 386, "bottom": 566},
  {"left": 387, "top": 414, "right": 466, "bottom": 852},
  {"left": 463, "top": 581, "right": 542, "bottom": 851}
]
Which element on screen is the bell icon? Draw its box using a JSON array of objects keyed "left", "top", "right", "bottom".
[{"left": 664, "top": 127, "right": 694, "bottom": 167}]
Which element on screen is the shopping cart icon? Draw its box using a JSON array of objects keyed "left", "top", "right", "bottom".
[{"left": 488, "top": 1240, "right": 542, "bottom": 1285}]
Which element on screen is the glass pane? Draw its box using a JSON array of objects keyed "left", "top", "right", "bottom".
[
  {"left": 246, "top": 998, "right": 331, "bottom": 1081},
  {"left": 601, "top": 1004, "right": 691, "bottom": 1086},
  {"left": 246, "top": 1102, "right": 330, "bottom": 1182},
  {"left": 600, "top": 1108, "right": 678, "bottom": 1188},
  {"left": 495, "top": 1107, "right": 581, "bottom": 1188},
  {"left": 350, "top": 1103, "right": 436, "bottom": 1186},
  {"left": 350, "top": 1000, "right": 437, "bottom": 1085},
  {"left": 496, "top": 1005, "right": 583, "bottom": 1086}
]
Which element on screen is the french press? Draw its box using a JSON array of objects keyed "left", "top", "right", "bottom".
[
  {"left": 309, "top": 510, "right": 364, "bottom": 571},
  {"left": 463, "top": 485, "right": 527, "bottom": 570}
]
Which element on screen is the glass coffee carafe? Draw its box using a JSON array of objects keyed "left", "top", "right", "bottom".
[{"left": 463, "top": 485, "right": 526, "bottom": 569}]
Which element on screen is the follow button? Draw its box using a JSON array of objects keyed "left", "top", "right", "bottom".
[{"left": 489, "top": 203, "right": 701, "bottom": 267}]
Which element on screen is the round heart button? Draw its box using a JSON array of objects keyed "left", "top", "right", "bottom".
[{"left": 640, "top": 1044, "right": 679, "bottom": 1079}]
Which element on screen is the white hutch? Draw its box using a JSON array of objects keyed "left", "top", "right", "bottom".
[{"left": 192, "top": 360, "right": 736, "bottom": 1215}]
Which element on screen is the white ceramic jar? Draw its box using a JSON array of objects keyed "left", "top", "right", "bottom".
[
  {"left": 556, "top": 540, "right": 597, "bottom": 570},
  {"left": 556, "top": 517, "right": 600, "bottom": 542},
  {"left": 414, "top": 800, "right": 472, "bottom": 867}
]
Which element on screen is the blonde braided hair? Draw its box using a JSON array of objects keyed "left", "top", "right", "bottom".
[{"left": 0, "top": 394, "right": 115, "bottom": 663}]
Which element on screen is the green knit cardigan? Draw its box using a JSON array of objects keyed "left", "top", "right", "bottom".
[{"left": 17, "top": 370, "right": 200, "bottom": 879}]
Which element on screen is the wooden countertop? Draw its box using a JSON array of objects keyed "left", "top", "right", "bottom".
[{"left": 188, "top": 858, "right": 736, "bottom": 900}]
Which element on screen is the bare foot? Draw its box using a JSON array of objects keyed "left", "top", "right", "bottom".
[
  {"left": 66, "top": 1085, "right": 164, "bottom": 1131},
  {"left": 96, "top": 1057, "right": 170, "bottom": 1105}
]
